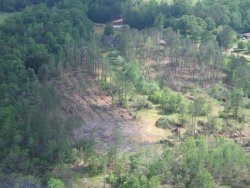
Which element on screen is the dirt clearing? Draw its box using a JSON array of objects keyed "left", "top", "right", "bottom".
[{"left": 56, "top": 71, "right": 168, "bottom": 152}]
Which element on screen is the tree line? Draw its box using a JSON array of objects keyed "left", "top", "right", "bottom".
[
  {"left": 0, "top": 3, "right": 93, "bottom": 175},
  {"left": 2, "top": 0, "right": 250, "bottom": 33},
  {"left": 0, "top": 0, "right": 247, "bottom": 47},
  {"left": 106, "top": 137, "right": 250, "bottom": 187},
  {"left": 84, "top": 0, "right": 250, "bottom": 33}
]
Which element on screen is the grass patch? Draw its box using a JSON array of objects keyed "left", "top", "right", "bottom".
[
  {"left": 137, "top": 106, "right": 162, "bottom": 120},
  {"left": 94, "top": 24, "right": 105, "bottom": 34}
]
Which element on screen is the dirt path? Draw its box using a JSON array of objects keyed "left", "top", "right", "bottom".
[{"left": 56, "top": 71, "right": 167, "bottom": 152}]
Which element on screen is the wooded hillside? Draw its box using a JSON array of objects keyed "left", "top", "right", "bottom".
[{"left": 0, "top": 0, "right": 250, "bottom": 187}]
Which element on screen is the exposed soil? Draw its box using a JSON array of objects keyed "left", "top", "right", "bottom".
[
  {"left": 54, "top": 48, "right": 250, "bottom": 153},
  {"left": 55, "top": 70, "right": 167, "bottom": 152}
]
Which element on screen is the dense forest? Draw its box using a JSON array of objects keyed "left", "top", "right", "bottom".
[
  {"left": 0, "top": 0, "right": 93, "bottom": 182},
  {"left": 0, "top": 0, "right": 250, "bottom": 187}
]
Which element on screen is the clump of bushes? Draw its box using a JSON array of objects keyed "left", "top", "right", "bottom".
[
  {"left": 131, "top": 96, "right": 153, "bottom": 110},
  {"left": 107, "top": 173, "right": 161, "bottom": 188},
  {"left": 100, "top": 80, "right": 111, "bottom": 93},
  {"left": 78, "top": 138, "right": 95, "bottom": 158},
  {"left": 147, "top": 86, "right": 186, "bottom": 114},
  {"left": 156, "top": 117, "right": 183, "bottom": 129},
  {"left": 243, "top": 98, "right": 250, "bottom": 109},
  {"left": 209, "top": 83, "right": 226, "bottom": 99},
  {"left": 142, "top": 82, "right": 188, "bottom": 114},
  {"left": 149, "top": 90, "right": 162, "bottom": 104},
  {"left": 189, "top": 96, "right": 212, "bottom": 116},
  {"left": 237, "top": 41, "right": 245, "bottom": 50},
  {"left": 161, "top": 92, "right": 183, "bottom": 113},
  {"left": 87, "top": 154, "right": 103, "bottom": 176},
  {"left": 219, "top": 111, "right": 226, "bottom": 118},
  {"left": 143, "top": 82, "right": 162, "bottom": 104},
  {"left": 48, "top": 178, "right": 64, "bottom": 188}
]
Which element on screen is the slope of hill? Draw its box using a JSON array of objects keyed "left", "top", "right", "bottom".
[{"left": 1, "top": 0, "right": 250, "bottom": 187}]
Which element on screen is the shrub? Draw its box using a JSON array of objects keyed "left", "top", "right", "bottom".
[
  {"left": 219, "top": 111, "right": 226, "bottom": 118},
  {"left": 160, "top": 92, "right": 183, "bottom": 113},
  {"left": 119, "top": 174, "right": 147, "bottom": 188},
  {"left": 210, "top": 83, "right": 223, "bottom": 99},
  {"left": 131, "top": 96, "right": 153, "bottom": 110},
  {"left": 143, "top": 82, "right": 160, "bottom": 97},
  {"left": 108, "top": 172, "right": 161, "bottom": 188},
  {"left": 149, "top": 90, "right": 162, "bottom": 104},
  {"left": 48, "top": 178, "right": 64, "bottom": 188},
  {"left": 106, "top": 172, "right": 117, "bottom": 185},
  {"left": 189, "top": 168, "right": 215, "bottom": 188},
  {"left": 189, "top": 97, "right": 211, "bottom": 116},
  {"left": 79, "top": 139, "right": 94, "bottom": 151},
  {"left": 147, "top": 158, "right": 165, "bottom": 178},
  {"left": 100, "top": 80, "right": 111, "bottom": 92},
  {"left": 155, "top": 117, "right": 183, "bottom": 129},
  {"left": 147, "top": 176, "right": 161, "bottom": 188},
  {"left": 178, "top": 114, "right": 190, "bottom": 127},
  {"left": 88, "top": 154, "right": 102, "bottom": 176},
  {"left": 178, "top": 102, "right": 190, "bottom": 126},
  {"left": 129, "top": 153, "right": 142, "bottom": 171},
  {"left": 78, "top": 138, "right": 95, "bottom": 159},
  {"left": 237, "top": 41, "right": 245, "bottom": 50},
  {"left": 243, "top": 98, "right": 250, "bottom": 109},
  {"left": 104, "top": 24, "right": 114, "bottom": 36}
]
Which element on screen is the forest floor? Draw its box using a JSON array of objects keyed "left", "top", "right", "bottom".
[{"left": 56, "top": 69, "right": 169, "bottom": 152}]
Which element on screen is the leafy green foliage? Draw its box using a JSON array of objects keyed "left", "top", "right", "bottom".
[
  {"left": 226, "top": 56, "right": 250, "bottom": 96},
  {"left": 189, "top": 96, "right": 212, "bottom": 117},
  {"left": 217, "top": 25, "right": 235, "bottom": 49},
  {"left": 87, "top": 0, "right": 122, "bottom": 23},
  {"left": 0, "top": 1, "right": 250, "bottom": 187},
  {"left": 177, "top": 15, "right": 206, "bottom": 40},
  {"left": 131, "top": 96, "right": 153, "bottom": 111},
  {"left": 0, "top": 0, "right": 42, "bottom": 12},
  {"left": 104, "top": 24, "right": 114, "bottom": 36},
  {"left": 107, "top": 171, "right": 161, "bottom": 188},
  {"left": 238, "top": 41, "right": 246, "bottom": 49},
  {"left": 228, "top": 87, "right": 244, "bottom": 117},
  {"left": 161, "top": 91, "right": 183, "bottom": 113},
  {"left": 153, "top": 13, "right": 165, "bottom": 30},
  {"left": 109, "top": 137, "right": 250, "bottom": 187},
  {"left": 0, "top": 2, "right": 93, "bottom": 175},
  {"left": 48, "top": 178, "right": 64, "bottom": 188},
  {"left": 155, "top": 117, "right": 183, "bottom": 129}
]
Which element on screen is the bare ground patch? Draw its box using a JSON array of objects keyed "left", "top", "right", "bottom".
[{"left": 55, "top": 71, "right": 168, "bottom": 152}]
